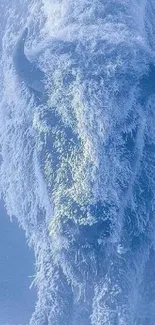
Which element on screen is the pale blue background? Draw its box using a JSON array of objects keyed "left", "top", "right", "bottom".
[{"left": 0, "top": 200, "right": 36, "bottom": 325}]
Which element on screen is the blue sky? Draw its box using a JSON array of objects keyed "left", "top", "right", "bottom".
[{"left": 0, "top": 200, "right": 36, "bottom": 325}]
